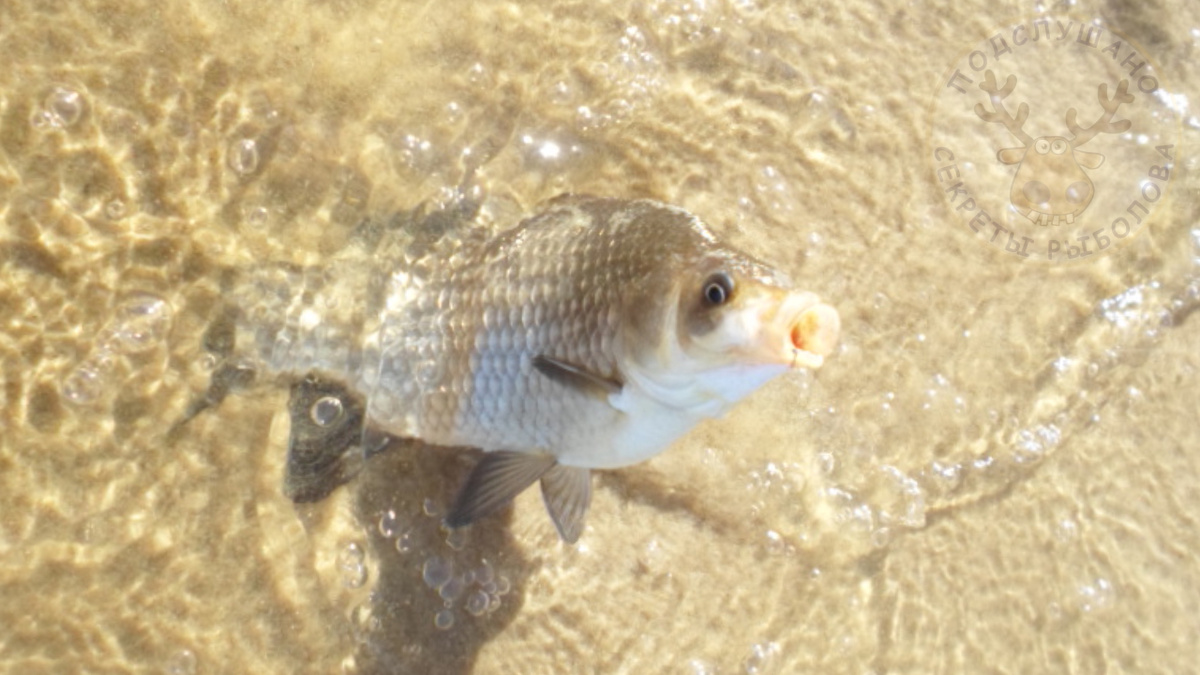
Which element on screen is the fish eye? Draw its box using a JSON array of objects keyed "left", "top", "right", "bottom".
[
  {"left": 1051, "top": 139, "right": 1068, "bottom": 154},
  {"left": 702, "top": 272, "right": 734, "bottom": 306},
  {"left": 1034, "top": 139, "right": 1050, "bottom": 154}
]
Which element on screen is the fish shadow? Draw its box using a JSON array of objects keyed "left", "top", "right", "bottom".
[
  {"left": 280, "top": 374, "right": 532, "bottom": 674},
  {"left": 349, "top": 441, "right": 533, "bottom": 675}
]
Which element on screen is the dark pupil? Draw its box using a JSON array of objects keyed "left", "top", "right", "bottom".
[{"left": 705, "top": 281, "right": 727, "bottom": 305}]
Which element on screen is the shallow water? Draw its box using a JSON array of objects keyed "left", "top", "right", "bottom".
[{"left": 2, "top": 0, "right": 1198, "bottom": 673}]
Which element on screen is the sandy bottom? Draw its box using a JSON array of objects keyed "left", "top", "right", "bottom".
[{"left": 1, "top": 0, "right": 1199, "bottom": 673}]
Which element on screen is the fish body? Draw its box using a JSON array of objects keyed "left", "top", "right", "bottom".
[{"left": 220, "top": 196, "right": 839, "bottom": 541}]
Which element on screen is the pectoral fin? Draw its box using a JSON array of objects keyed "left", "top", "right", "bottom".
[
  {"left": 540, "top": 465, "right": 592, "bottom": 543},
  {"left": 445, "top": 451, "right": 556, "bottom": 528},
  {"left": 532, "top": 355, "right": 622, "bottom": 399}
]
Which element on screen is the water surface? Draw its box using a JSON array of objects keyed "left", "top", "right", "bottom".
[{"left": 2, "top": 0, "right": 1198, "bottom": 673}]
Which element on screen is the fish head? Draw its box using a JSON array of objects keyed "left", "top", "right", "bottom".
[{"left": 618, "top": 218, "right": 840, "bottom": 415}]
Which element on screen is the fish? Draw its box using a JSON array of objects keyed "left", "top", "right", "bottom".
[{"left": 196, "top": 195, "right": 839, "bottom": 542}]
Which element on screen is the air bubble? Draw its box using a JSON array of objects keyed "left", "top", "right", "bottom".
[
  {"left": 1055, "top": 518, "right": 1079, "bottom": 543},
  {"left": 1013, "top": 429, "right": 1045, "bottom": 464},
  {"left": 104, "top": 199, "right": 127, "bottom": 220},
  {"left": 465, "top": 590, "right": 489, "bottom": 616},
  {"left": 929, "top": 461, "right": 963, "bottom": 491},
  {"left": 61, "top": 349, "right": 118, "bottom": 405},
  {"left": 445, "top": 527, "right": 467, "bottom": 551},
  {"left": 62, "top": 366, "right": 105, "bottom": 404},
  {"left": 474, "top": 561, "right": 494, "bottom": 585},
  {"left": 439, "top": 575, "right": 466, "bottom": 602},
  {"left": 397, "top": 134, "right": 435, "bottom": 172},
  {"left": 338, "top": 543, "right": 367, "bottom": 589},
  {"left": 311, "top": 396, "right": 344, "bottom": 426},
  {"left": 108, "top": 294, "right": 172, "bottom": 354},
  {"left": 1077, "top": 578, "right": 1115, "bottom": 613},
  {"left": 165, "top": 649, "right": 197, "bottom": 675},
  {"left": 422, "top": 556, "right": 453, "bottom": 589},
  {"left": 349, "top": 603, "right": 380, "bottom": 642},
  {"left": 395, "top": 531, "right": 413, "bottom": 554},
  {"left": 745, "top": 641, "right": 781, "bottom": 674},
  {"left": 415, "top": 360, "right": 439, "bottom": 387},
  {"left": 244, "top": 205, "right": 270, "bottom": 228},
  {"left": 467, "top": 62, "right": 489, "bottom": 86},
  {"left": 434, "top": 609, "right": 455, "bottom": 630},
  {"left": 378, "top": 509, "right": 398, "bottom": 538},
  {"left": 550, "top": 80, "right": 573, "bottom": 105},
  {"left": 765, "top": 530, "right": 788, "bottom": 555},
  {"left": 33, "top": 87, "right": 86, "bottom": 129},
  {"left": 227, "top": 138, "right": 260, "bottom": 175},
  {"left": 871, "top": 527, "right": 892, "bottom": 548},
  {"left": 817, "top": 451, "right": 836, "bottom": 475}
]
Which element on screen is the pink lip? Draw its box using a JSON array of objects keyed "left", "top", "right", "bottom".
[{"left": 787, "top": 303, "right": 840, "bottom": 368}]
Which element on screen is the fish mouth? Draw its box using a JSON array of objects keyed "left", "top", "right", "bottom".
[{"left": 776, "top": 294, "right": 840, "bottom": 369}]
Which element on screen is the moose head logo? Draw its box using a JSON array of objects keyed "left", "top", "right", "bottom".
[{"left": 974, "top": 70, "right": 1134, "bottom": 227}]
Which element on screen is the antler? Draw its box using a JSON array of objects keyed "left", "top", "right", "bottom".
[
  {"left": 1066, "top": 80, "right": 1133, "bottom": 148},
  {"left": 974, "top": 70, "right": 1034, "bottom": 146}
]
